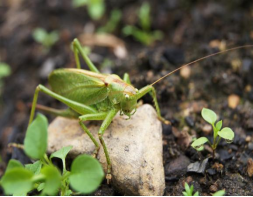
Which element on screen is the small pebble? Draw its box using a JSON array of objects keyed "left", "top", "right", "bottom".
[
  {"left": 248, "top": 142, "right": 253, "bottom": 151},
  {"left": 202, "top": 124, "right": 212, "bottom": 135},
  {"left": 228, "top": 94, "right": 240, "bottom": 109},
  {"left": 180, "top": 66, "right": 191, "bottom": 79},
  {"left": 185, "top": 116, "right": 194, "bottom": 127},
  {"left": 206, "top": 168, "right": 217, "bottom": 176},
  {"left": 187, "top": 158, "right": 209, "bottom": 174},
  {"left": 209, "top": 185, "right": 218, "bottom": 192},
  {"left": 245, "top": 136, "right": 252, "bottom": 142},
  {"left": 247, "top": 158, "right": 253, "bottom": 177}
]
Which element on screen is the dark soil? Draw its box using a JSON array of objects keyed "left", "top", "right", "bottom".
[{"left": 0, "top": 0, "right": 253, "bottom": 195}]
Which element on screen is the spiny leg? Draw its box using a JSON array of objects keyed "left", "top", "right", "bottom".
[
  {"left": 72, "top": 38, "right": 100, "bottom": 73},
  {"left": 123, "top": 73, "right": 132, "bottom": 85},
  {"left": 137, "top": 85, "right": 171, "bottom": 125},
  {"left": 98, "top": 108, "right": 119, "bottom": 184},
  {"left": 29, "top": 84, "right": 97, "bottom": 125},
  {"left": 79, "top": 113, "right": 108, "bottom": 157}
]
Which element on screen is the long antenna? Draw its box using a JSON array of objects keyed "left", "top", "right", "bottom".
[{"left": 151, "top": 45, "right": 253, "bottom": 86}]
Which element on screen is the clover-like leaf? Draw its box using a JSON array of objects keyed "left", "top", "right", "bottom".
[
  {"left": 1, "top": 168, "right": 33, "bottom": 195},
  {"left": 191, "top": 137, "right": 209, "bottom": 151},
  {"left": 50, "top": 146, "right": 73, "bottom": 161},
  {"left": 218, "top": 127, "right": 234, "bottom": 143},
  {"left": 24, "top": 114, "right": 48, "bottom": 159},
  {"left": 40, "top": 166, "right": 61, "bottom": 195},
  {"left": 201, "top": 108, "right": 217, "bottom": 124},
  {"left": 5, "top": 159, "right": 23, "bottom": 172},
  {"left": 25, "top": 160, "right": 42, "bottom": 175},
  {"left": 69, "top": 155, "right": 104, "bottom": 194},
  {"left": 216, "top": 120, "right": 222, "bottom": 131}
]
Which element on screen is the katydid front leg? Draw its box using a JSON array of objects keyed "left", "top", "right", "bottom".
[
  {"left": 98, "top": 108, "right": 119, "bottom": 184},
  {"left": 78, "top": 112, "right": 108, "bottom": 158},
  {"left": 137, "top": 85, "right": 171, "bottom": 125}
]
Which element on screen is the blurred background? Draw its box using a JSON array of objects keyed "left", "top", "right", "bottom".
[{"left": 0, "top": 0, "right": 253, "bottom": 195}]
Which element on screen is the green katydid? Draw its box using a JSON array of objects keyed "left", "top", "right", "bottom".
[{"left": 28, "top": 38, "right": 253, "bottom": 183}]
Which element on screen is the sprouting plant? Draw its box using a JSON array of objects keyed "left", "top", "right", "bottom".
[
  {"left": 0, "top": 62, "right": 11, "bottom": 94},
  {"left": 72, "top": 0, "right": 105, "bottom": 21},
  {"left": 182, "top": 183, "right": 199, "bottom": 196},
  {"left": 122, "top": 2, "right": 163, "bottom": 45},
  {"left": 182, "top": 183, "right": 225, "bottom": 196},
  {"left": 0, "top": 114, "right": 104, "bottom": 196},
  {"left": 98, "top": 9, "right": 122, "bottom": 33},
  {"left": 32, "top": 28, "right": 59, "bottom": 50},
  {"left": 191, "top": 108, "right": 235, "bottom": 158}
]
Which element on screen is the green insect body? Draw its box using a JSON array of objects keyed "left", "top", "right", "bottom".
[
  {"left": 28, "top": 39, "right": 169, "bottom": 183},
  {"left": 28, "top": 38, "right": 253, "bottom": 184}
]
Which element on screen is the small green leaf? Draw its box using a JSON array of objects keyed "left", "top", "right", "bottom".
[
  {"left": 212, "top": 190, "right": 225, "bottom": 196},
  {"left": 139, "top": 2, "right": 151, "bottom": 31},
  {"left": 37, "top": 183, "right": 45, "bottom": 192},
  {"left": 0, "top": 63, "right": 11, "bottom": 78},
  {"left": 40, "top": 166, "right": 61, "bottom": 195},
  {"left": 184, "top": 183, "right": 190, "bottom": 194},
  {"left": 201, "top": 108, "right": 217, "bottom": 124},
  {"left": 182, "top": 191, "right": 188, "bottom": 196},
  {"left": 194, "top": 191, "right": 199, "bottom": 196},
  {"left": 1, "top": 168, "right": 33, "bottom": 195},
  {"left": 25, "top": 160, "right": 42, "bottom": 175},
  {"left": 218, "top": 127, "right": 234, "bottom": 143},
  {"left": 50, "top": 146, "right": 73, "bottom": 161},
  {"left": 88, "top": 0, "right": 105, "bottom": 20},
  {"left": 6, "top": 159, "right": 23, "bottom": 172},
  {"left": 191, "top": 137, "right": 209, "bottom": 150},
  {"left": 216, "top": 120, "right": 222, "bottom": 131},
  {"left": 33, "top": 28, "right": 48, "bottom": 44},
  {"left": 69, "top": 155, "right": 104, "bottom": 194},
  {"left": 24, "top": 114, "right": 48, "bottom": 159}
]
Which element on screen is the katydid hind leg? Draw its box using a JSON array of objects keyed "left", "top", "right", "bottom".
[
  {"left": 79, "top": 112, "right": 108, "bottom": 157},
  {"left": 98, "top": 108, "right": 119, "bottom": 184},
  {"left": 137, "top": 85, "right": 171, "bottom": 125},
  {"left": 72, "top": 38, "right": 100, "bottom": 73},
  {"left": 28, "top": 84, "right": 97, "bottom": 125}
]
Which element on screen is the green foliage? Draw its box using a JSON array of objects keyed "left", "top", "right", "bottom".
[
  {"left": 24, "top": 114, "right": 48, "bottom": 160},
  {"left": 0, "top": 62, "right": 11, "bottom": 93},
  {"left": 98, "top": 9, "right": 122, "bottom": 33},
  {"left": 182, "top": 183, "right": 225, "bottom": 196},
  {"left": 191, "top": 108, "right": 235, "bottom": 158},
  {"left": 212, "top": 190, "right": 225, "bottom": 196},
  {"left": 182, "top": 183, "right": 199, "bottom": 196},
  {"left": 69, "top": 155, "right": 104, "bottom": 194},
  {"left": 32, "top": 28, "right": 59, "bottom": 49},
  {"left": 0, "top": 114, "right": 104, "bottom": 196},
  {"left": 122, "top": 2, "right": 163, "bottom": 45},
  {"left": 72, "top": 0, "right": 105, "bottom": 20}
]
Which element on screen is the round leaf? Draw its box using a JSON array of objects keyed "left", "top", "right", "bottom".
[
  {"left": 1, "top": 168, "right": 33, "bottom": 195},
  {"left": 218, "top": 127, "right": 234, "bottom": 143},
  {"left": 191, "top": 137, "right": 209, "bottom": 150},
  {"left": 24, "top": 114, "right": 48, "bottom": 159},
  {"left": 201, "top": 108, "right": 217, "bottom": 124},
  {"left": 40, "top": 166, "right": 61, "bottom": 195},
  {"left": 6, "top": 159, "right": 23, "bottom": 172},
  {"left": 69, "top": 155, "right": 104, "bottom": 194},
  {"left": 0, "top": 63, "right": 11, "bottom": 78}
]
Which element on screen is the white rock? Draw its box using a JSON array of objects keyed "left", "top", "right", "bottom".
[{"left": 47, "top": 104, "right": 165, "bottom": 196}]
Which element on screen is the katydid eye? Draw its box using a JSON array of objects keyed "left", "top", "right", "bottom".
[{"left": 125, "top": 94, "right": 129, "bottom": 99}]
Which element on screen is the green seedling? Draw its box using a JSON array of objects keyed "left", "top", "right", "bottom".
[
  {"left": 98, "top": 9, "right": 122, "bottom": 33},
  {"left": 26, "top": 38, "right": 253, "bottom": 184},
  {"left": 0, "top": 62, "right": 11, "bottom": 96},
  {"left": 72, "top": 0, "right": 105, "bottom": 20},
  {"left": 122, "top": 2, "right": 163, "bottom": 45},
  {"left": 191, "top": 108, "right": 235, "bottom": 158},
  {"left": 0, "top": 114, "right": 104, "bottom": 196},
  {"left": 32, "top": 28, "right": 59, "bottom": 50},
  {"left": 182, "top": 183, "right": 199, "bottom": 196},
  {"left": 182, "top": 183, "right": 225, "bottom": 196}
]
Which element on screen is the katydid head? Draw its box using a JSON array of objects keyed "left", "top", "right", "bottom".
[{"left": 120, "top": 92, "right": 138, "bottom": 118}]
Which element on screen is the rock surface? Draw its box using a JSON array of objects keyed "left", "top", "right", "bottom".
[{"left": 47, "top": 104, "right": 165, "bottom": 196}]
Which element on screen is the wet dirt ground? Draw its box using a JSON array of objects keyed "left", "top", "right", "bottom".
[{"left": 0, "top": 0, "right": 253, "bottom": 195}]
